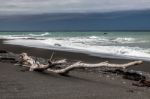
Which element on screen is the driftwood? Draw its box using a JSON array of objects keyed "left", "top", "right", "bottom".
[
  {"left": 47, "top": 61, "right": 142, "bottom": 75},
  {"left": 19, "top": 53, "right": 143, "bottom": 75},
  {"left": 105, "top": 69, "right": 146, "bottom": 81},
  {"left": 132, "top": 80, "right": 150, "bottom": 87},
  {"left": 2, "top": 51, "right": 150, "bottom": 87},
  {"left": 19, "top": 53, "right": 67, "bottom": 71},
  {"left": 104, "top": 66, "right": 150, "bottom": 87}
]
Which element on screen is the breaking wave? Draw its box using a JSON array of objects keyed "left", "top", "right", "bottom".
[
  {"left": 2, "top": 33, "right": 150, "bottom": 61},
  {"left": 42, "top": 38, "right": 150, "bottom": 59},
  {"left": 0, "top": 32, "right": 51, "bottom": 39},
  {"left": 28, "top": 32, "right": 50, "bottom": 37}
]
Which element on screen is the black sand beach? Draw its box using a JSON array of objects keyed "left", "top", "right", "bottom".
[{"left": 0, "top": 39, "right": 150, "bottom": 99}]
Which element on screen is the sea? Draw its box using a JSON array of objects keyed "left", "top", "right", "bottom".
[{"left": 1, "top": 32, "right": 150, "bottom": 61}]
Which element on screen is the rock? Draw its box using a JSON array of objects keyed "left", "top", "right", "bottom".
[
  {"left": 54, "top": 43, "right": 61, "bottom": 47},
  {"left": 132, "top": 80, "right": 150, "bottom": 87},
  {"left": 0, "top": 57, "right": 17, "bottom": 63},
  {"left": 0, "top": 50, "right": 8, "bottom": 53},
  {"left": 105, "top": 69, "right": 146, "bottom": 81},
  {"left": 123, "top": 71, "right": 146, "bottom": 81}
]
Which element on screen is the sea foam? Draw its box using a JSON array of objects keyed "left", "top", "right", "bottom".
[{"left": 2, "top": 33, "right": 150, "bottom": 61}]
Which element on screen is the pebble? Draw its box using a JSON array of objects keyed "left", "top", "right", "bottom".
[{"left": 123, "top": 81, "right": 126, "bottom": 84}]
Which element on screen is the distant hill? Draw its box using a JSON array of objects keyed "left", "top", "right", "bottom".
[{"left": 0, "top": 10, "right": 150, "bottom": 31}]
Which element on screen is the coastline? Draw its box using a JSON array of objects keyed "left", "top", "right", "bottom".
[
  {"left": 0, "top": 38, "right": 150, "bottom": 98},
  {"left": 1, "top": 39, "right": 150, "bottom": 73},
  {"left": 2, "top": 31, "right": 150, "bottom": 62}
]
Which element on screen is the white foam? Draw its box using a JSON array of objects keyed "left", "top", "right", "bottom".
[
  {"left": 3, "top": 35, "right": 150, "bottom": 61},
  {"left": 28, "top": 32, "right": 50, "bottom": 37},
  {"left": 89, "top": 36, "right": 98, "bottom": 39},
  {"left": 0, "top": 33, "right": 50, "bottom": 40},
  {"left": 41, "top": 37, "right": 150, "bottom": 60},
  {"left": 111, "top": 37, "right": 135, "bottom": 43},
  {"left": 70, "top": 36, "right": 138, "bottom": 45},
  {"left": 0, "top": 35, "right": 30, "bottom": 39},
  {"left": 41, "top": 32, "right": 50, "bottom": 36}
]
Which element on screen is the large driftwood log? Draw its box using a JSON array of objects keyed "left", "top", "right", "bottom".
[
  {"left": 47, "top": 61, "right": 142, "bottom": 74},
  {"left": 19, "top": 53, "right": 67, "bottom": 71},
  {"left": 19, "top": 53, "right": 143, "bottom": 75}
]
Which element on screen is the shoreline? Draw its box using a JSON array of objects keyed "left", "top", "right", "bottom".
[
  {"left": 0, "top": 38, "right": 150, "bottom": 98},
  {"left": 1, "top": 39, "right": 150, "bottom": 73},
  {"left": 3, "top": 37, "right": 150, "bottom": 62}
]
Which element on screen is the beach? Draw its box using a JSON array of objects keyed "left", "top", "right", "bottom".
[
  {"left": 0, "top": 39, "right": 150, "bottom": 99},
  {"left": 0, "top": 0, "right": 150, "bottom": 98}
]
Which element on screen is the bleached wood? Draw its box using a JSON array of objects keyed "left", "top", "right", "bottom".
[
  {"left": 47, "top": 61, "right": 143, "bottom": 74},
  {"left": 19, "top": 53, "right": 143, "bottom": 74}
]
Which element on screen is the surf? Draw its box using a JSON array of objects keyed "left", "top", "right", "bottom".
[{"left": 1, "top": 31, "right": 150, "bottom": 61}]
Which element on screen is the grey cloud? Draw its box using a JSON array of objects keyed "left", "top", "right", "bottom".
[{"left": 0, "top": 0, "right": 150, "bottom": 15}]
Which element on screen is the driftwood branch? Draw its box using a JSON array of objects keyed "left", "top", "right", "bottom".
[
  {"left": 47, "top": 61, "right": 142, "bottom": 74},
  {"left": 19, "top": 53, "right": 143, "bottom": 75},
  {"left": 49, "top": 52, "right": 54, "bottom": 62}
]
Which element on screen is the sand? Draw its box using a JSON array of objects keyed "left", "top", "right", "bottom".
[{"left": 0, "top": 39, "right": 150, "bottom": 99}]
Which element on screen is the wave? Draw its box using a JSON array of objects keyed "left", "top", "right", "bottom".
[
  {"left": 89, "top": 36, "right": 99, "bottom": 39},
  {"left": 41, "top": 38, "right": 150, "bottom": 60},
  {"left": 59, "top": 36, "right": 142, "bottom": 46},
  {"left": 4, "top": 38, "right": 150, "bottom": 61},
  {"left": 88, "top": 36, "right": 148, "bottom": 44},
  {"left": 0, "top": 35, "right": 30, "bottom": 39},
  {"left": 0, "top": 32, "right": 50, "bottom": 39},
  {"left": 28, "top": 32, "right": 50, "bottom": 37},
  {"left": 2, "top": 34, "right": 150, "bottom": 61},
  {"left": 0, "top": 33, "right": 146, "bottom": 44},
  {"left": 111, "top": 37, "right": 135, "bottom": 43}
]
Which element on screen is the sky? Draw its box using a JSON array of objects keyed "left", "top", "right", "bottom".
[
  {"left": 0, "top": 0, "right": 150, "bottom": 31},
  {"left": 0, "top": 0, "right": 150, "bottom": 15}
]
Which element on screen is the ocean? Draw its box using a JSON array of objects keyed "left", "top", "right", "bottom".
[{"left": 1, "top": 32, "right": 150, "bottom": 61}]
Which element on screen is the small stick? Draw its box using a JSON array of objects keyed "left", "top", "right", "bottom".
[{"left": 50, "top": 52, "right": 54, "bottom": 62}]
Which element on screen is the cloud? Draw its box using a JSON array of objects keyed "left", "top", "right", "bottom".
[{"left": 0, "top": 0, "right": 150, "bottom": 15}]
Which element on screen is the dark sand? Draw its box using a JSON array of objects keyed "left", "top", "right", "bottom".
[{"left": 0, "top": 39, "right": 150, "bottom": 99}]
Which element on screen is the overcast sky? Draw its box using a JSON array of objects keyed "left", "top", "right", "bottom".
[{"left": 0, "top": 0, "right": 150, "bottom": 15}]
